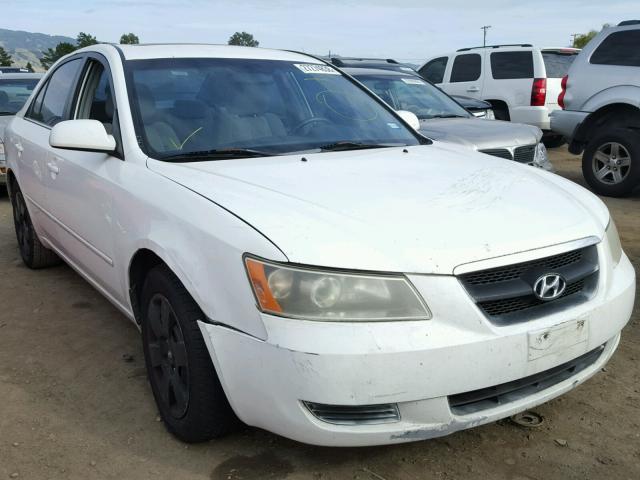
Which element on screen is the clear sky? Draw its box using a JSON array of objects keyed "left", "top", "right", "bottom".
[{"left": 1, "top": 0, "right": 635, "bottom": 63}]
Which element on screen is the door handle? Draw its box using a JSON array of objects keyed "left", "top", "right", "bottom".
[
  {"left": 466, "top": 86, "right": 480, "bottom": 93},
  {"left": 47, "top": 162, "right": 60, "bottom": 175}
]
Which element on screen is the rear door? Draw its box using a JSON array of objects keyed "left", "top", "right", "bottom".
[
  {"left": 442, "top": 52, "right": 484, "bottom": 99},
  {"left": 541, "top": 49, "right": 579, "bottom": 109},
  {"left": 8, "top": 57, "right": 84, "bottom": 240},
  {"left": 483, "top": 49, "right": 535, "bottom": 111}
]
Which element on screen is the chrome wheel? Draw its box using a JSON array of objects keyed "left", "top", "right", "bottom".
[
  {"left": 146, "top": 294, "right": 190, "bottom": 419},
  {"left": 592, "top": 142, "right": 631, "bottom": 185}
]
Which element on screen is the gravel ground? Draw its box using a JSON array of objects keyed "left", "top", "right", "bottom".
[{"left": 0, "top": 147, "right": 638, "bottom": 480}]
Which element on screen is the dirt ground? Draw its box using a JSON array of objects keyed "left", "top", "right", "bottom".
[{"left": 0, "top": 147, "right": 639, "bottom": 480}]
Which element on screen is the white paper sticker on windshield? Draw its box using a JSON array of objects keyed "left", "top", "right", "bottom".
[
  {"left": 294, "top": 63, "right": 340, "bottom": 75},
  {"left": 401, "top": 78, "right": 424, "bottom": 85},
  {"left": 387, "top": 122, "right": 400, "bottom": 129}
]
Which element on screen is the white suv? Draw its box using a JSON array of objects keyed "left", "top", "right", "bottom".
[
  {"left": 4, "top": 44, "right": 635, "bottom": 447},
  {"left": 420, "top": 45, "right": 579, "bottom": 147},
  {"left": 551, "top": 21, "right": 640, "bottom": 197}
]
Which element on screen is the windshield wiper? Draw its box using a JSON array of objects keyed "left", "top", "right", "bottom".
[
  {"left": 427, "top": 114, "right": 467, "bottom": 119},
  {"left": 0, "top": 111, "right": 15, "bottom": 116},
  {"left": 319, "top": 141, "right": 399, "bottom": 152},
  {"left": 160, "top": 147, "right": 274, "bottom": 162}
]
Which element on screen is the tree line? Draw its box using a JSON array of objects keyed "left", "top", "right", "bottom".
[{"left": 0, "top": 30, "right": 261, "bottom": 71}]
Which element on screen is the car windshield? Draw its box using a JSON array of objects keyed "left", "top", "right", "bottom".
[
  {"left": 126, "top": 58, "right": 421, "bottom": 160},
  {"left": 355, "top": 74, "right": 470, "bottom": 120},
  {"left": 0, "top": 78, "right": 39, "bottom": 115}
]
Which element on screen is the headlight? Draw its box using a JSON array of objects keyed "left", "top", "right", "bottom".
[
  {"left": 533, "top": 142, "right": 553, "bottom": 171},
  {"left": 606, "top": 220, "right": 623, "bottom": 267},
  {"left": 244, "top": 257, "right": 431, "bottom": 321},
  {"left": 0, "top": 142, "right": 5, "bottom": 162}
]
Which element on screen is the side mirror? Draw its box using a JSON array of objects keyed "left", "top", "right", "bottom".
[
  {"left": 396, "top": 110, "right": 421, "bottom": 131},
  {"left": 49, "top": 119, "right": 116, "bottom": 153}
]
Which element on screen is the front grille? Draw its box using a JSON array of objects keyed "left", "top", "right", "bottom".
[
  {"left": 480, "top": 148, "right": 512, "bottom": 160},
  {"left": 459, "top": 245, "right": 599, "bottom": 323},
  {"left": 449, "top": 345, "right": 605, "bottom": 415},
  {"left": 514, "top": 144, "right": 536, "bottom": 164},
  {"left": 303, "top": 401, "right": 400, "bottom": 425},
  {"left": 479, "top": 279, "right": 585, "bottom": 317},
  {"left": 464, "top": 248, "right": 584, "bottom": 286}
]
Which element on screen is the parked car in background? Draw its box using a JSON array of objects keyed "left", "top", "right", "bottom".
[
  {"left": 419, "top": 45, "right": 580, "bottom": 147},
  {"left": 454, "top": 95, "right": 495, "bottom": 119},
  {"left": 0, "top": 72, "right": 42, "bottom": 191},
  {"left": 329, "top": 57, "right": 495, "bottom": 118},
  {"left": 0, "top": 67, "right": 31, "bottom": 74},
  {"left": 346, "top": 67, "right": 552, "bottom": 170},
  {"left": 5, "top": 44, "right": 634, "bottom": 447},
  {"left": 551, "top": 21, "right": 640, "bottom": 197}
]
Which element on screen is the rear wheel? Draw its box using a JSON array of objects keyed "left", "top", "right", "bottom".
[
  {"left": 582, "top": 128, "right": 640, "bottom": 197},
  {"left": 11, "top": 185, "right": 61, "bottom": 269},
  {"left": 141, "top": 265, "right": 238, "bottom": 442}
]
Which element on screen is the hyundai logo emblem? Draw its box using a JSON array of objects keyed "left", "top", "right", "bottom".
[{"left": 533, "top": 274, "right": 567, "bottom": 301}]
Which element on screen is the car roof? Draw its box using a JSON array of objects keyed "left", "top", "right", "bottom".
[
  {"left": 109, "top": 43, "right": 320, "bottom": 63},
  {"left": 343, "top": 67, "right": 414, "bottom": 77},
  {"left": 0, "top": 72, "right": 43, "bottom": 80}
]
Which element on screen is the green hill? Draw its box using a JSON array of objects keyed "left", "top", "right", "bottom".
[{"left": 0, "top": 28, "right": 75, "bottom": 71}]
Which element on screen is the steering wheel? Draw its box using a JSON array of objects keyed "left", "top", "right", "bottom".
[{"left": 291, "top": 117, "right": 332, "bottom": 134}]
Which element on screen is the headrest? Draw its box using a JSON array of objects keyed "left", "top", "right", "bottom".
[
  {"left": 172, "top": 99, "right": 207, "bottom": 119},
  {"left": 197, "top": 72, "right": 270, "bottom": 116}
]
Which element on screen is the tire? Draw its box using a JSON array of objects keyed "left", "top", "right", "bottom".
[
  {"left": 140, "top": 264, "right": 238, "bottom": 442},
  {"left": 582, "top": 127, "right": 640, "bottom": 197},
  {"left": 11, "top": 185, "right": 61, "bottom": 269},
  {"left": 542, "top": 135, "right": 566, "bottom": 149}
]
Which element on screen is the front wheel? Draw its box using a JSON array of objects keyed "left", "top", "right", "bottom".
[
  {"left": 582, "top": 128, "right": 640, "bottom": 197},
  {"left": 141, "top": 265, "right": 238, "bottom": 442}
]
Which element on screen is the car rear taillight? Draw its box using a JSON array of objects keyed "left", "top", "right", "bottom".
[
  {"left": 531, "top": 78, "right": 547, "bottom": 106},
  {"left": 558, "top": 75, "right": 568, "bottom": 109}
]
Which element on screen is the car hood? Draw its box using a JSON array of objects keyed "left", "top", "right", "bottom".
[
  {"left": 419, "top": 118, "right": 541, "bottom": 151},
  {"left": 147, "top": 144, "right": 608, "bottom": 274}
]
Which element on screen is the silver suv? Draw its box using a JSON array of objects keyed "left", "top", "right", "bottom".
[{"left": 551, "top": 20, "right": 640, "bottom": 197}]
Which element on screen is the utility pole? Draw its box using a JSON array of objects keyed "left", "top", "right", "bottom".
[
  {"left": 481, "top": 25, "right": 491, "bottom": 47},
  {"left": 570, "top": 33, "right": 579, "bottom": 47}
]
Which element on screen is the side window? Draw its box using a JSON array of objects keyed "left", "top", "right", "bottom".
[
  {"left": 450, "top": 54, "right": 481, "bottom": 83},
  {"left": 419, "top": 57, "right": 448, "bottom": 84},
  {"left": 591, "top": 30, "right": 640, "bottom": 67},
  {"left": 75, "top": 61, "right": 115, "bottom": 133},
  {"left": 490, "top": 51, "right": 534, "bottom": 79},
  {"left": 27, "top": 59, "right": 83, "bottom": 126}
]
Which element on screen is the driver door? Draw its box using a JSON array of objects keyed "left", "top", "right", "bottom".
[{"left": 45, "top": 55, "right": 123, "bottom": 299}]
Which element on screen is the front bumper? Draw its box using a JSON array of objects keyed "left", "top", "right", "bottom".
[{"left": 199, "top": 249, "right": 635, "bottom": 446}]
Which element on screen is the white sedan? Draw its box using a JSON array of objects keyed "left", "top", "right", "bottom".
[{"left": 4, "top": 44, "right": 635, "bottom": 447}]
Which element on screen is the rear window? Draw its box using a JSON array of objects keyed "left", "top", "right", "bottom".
[
  {"left": 590, "top": 30, "right": 640, "bottom": 67},
  {"left": 490, "top": 51, "right": 533, "bottom": 79},
  {"left": 450, "top": 54, "right": 481, "bottom": 83},
  {"left": 542, "top": 52, "right": 578, "bottom": 77}
]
